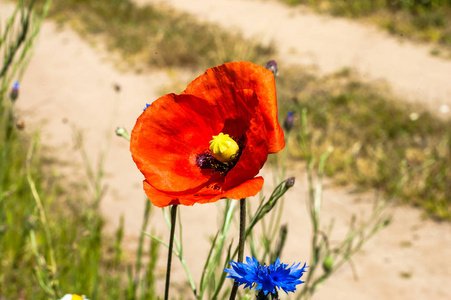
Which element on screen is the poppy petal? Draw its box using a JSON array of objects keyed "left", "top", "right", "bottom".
[
  {"left": 221, "top": 90, "right": 269, "bottom": 190},
  {"left": 131, "top": 93, "right": 222, "bottom": 192},
  {"left": 183, "top": 61, "right": 285, "bottom": 153},
  {"left": 131, "top": 61, "right": 285, "bottom": 207},
  {"left": 207, "top": 176, "right": 264, "bottom": 203},
  {"left": 143, "top": 176, "right": 264, "bottom": 207}
]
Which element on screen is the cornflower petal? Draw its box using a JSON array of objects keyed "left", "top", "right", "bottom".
[{"left": 224, "top": 256, "right": 308, "bottom": 297}]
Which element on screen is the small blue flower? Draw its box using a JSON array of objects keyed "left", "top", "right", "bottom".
[
  {"left": 10, "top": 81, "right": 19, "bottom": 102},
  {"left": 264, "top": 60, "right": 279, "bottom": 77},
  {"left": 143, "top": 103, "right": 151, "bottom": 111},
  {"left": 283, "top": 111, "right": 294, "bottom": 132},
  {"left": 224, "top": 256, "right": 308, "bottom": 297}
]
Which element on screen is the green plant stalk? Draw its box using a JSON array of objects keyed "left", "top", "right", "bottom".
[
  {"left": 222, "top": 178, "right": 293, "bottom": 267},
  {"left": 145, "top": 228, "right": 198, "bottom": 295},
  {"left": 296, "top": 111, "right": 393, "bottom": 299},
  {"left": 238, "top": 199, "right": 246, "bottom": 264},
  {"left": 300, "top": 162, "right": 318, "bottom": 300},
  {"left": 161, "top": 206, "right": 196, "bottom": 293},
  {"left": 266, "top": 196, "right": 283, "bottom": 261},
  {"left": 164, "top": 205, "right": 177, "bottom": 300},
  {"left": 265, "top": 135, "right": 292, "bottom": 261},
  {"left": 0, "top": 5, "right": 19, "bottom": 50},
  {"left": 212, "top": 243, "right": 233, "bottom": 299},
  {"left": 173, "top": 206, "right": 197, "bottom": 295},
  {"left": 0, "top": 0, "right": 32, "bottom": 79},
  {"left": 29, "top": 230, "right": 56, "bottom": 298},
  {"left": 255, "top": 195, "right": 268, "bottom": 237},
  {"left": 315, "top": 150, "right": 333, "bottom": 215},
  {"left": 271, "top": 225, "right": 288, "bottom": 262},
  {"left": 127, "top": 266, "right": 135, "bottom": 299},
  {"left": 133, "top": 198, "right": 152, "bottom": 294},
  {"left": 299, "top": 207, "right": 390, "bottom": 298},
  {"left": 144, "top": 237, "right": 159, "bottom": 299},
  {"left": 145, "top": 208, "right": 191, "bottom": 296},
  {"left": 228, "top": 198, "right": 246, "bottom": 300},
  {"left": 144, "top": 234, "right": 177, "bottom": 255},
  {"left": 213, "top": 179, "right": 294, "bottom": 297},
  {"left": 1, "top": 0, "right": 51, "bottom": 88},
  {"left": 246, "top": 180, "right": 288, "bottom": 237},
  {"left": 248, "top": 226, "right": 258, "bottom": 259},
  {"left": 199, "top": 232, "right": 220, "bottom": 294},
  {"left": 300, "top": 150, "right": 332, "bottom": 299},
  {"left": 178, "top": 247, "right": 196, "bottom": 294},
  {"left": 26, "top": 136, "right": 61, "bottom": 297},
  {"left": 199, "top": 199, "right": 235, "bottom": 298},
  {"left": 114, "top": 215, "right": 124, "bottom": 266},
  {"left": 298, "top": 110, "right": 319, "bottom": 299}
]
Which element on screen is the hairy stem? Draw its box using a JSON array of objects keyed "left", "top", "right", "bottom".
[
  {"left": 164, "top": 205, "right": 178, "bottom": 300},
  {"left": 229, "top": 198, "right": 246, "bottom": 300}
]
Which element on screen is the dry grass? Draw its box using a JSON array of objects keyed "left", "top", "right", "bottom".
[
  {"left": 276, "top": 66, "right": 451, "bottom": 220},
  {"left": 40, "top": 0, "right": 275, "bottom": 69}
]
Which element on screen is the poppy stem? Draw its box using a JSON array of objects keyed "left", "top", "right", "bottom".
[
  {"left": 164, "top": 205, "right": 178, "bottom": 300},
  {"left": 238, "top": 198, "right": 246, "bottom": 263},
  {"left": 229, "top": 198, "right": 246, "bottom": 300}
]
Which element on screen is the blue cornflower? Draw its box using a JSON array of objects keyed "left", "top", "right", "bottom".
[
  {"left": 283, "top": 111, "right": 294, "bottom": 132},
  {"left": 224, "top": 256, "right": 308, "bottom": 297},
  {"left": 10, "top": 81, "right": 19, "bottom": 102},
  {"left": 143, "top": 103, "right": 151, "bottom": 111}
]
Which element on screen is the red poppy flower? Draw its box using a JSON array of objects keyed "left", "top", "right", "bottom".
[{"left": 130, "top": 61, "right": 284, "bottom": 207}]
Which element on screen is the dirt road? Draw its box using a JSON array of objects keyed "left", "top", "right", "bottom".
[
  {"left": 143, "top": 0, "right": 451, "bottom": 116},
  {"left": 3, "top": 0, "right": 450, "bottom": 298}
]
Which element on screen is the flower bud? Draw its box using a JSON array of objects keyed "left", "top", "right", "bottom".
[
  {"left": 264, "top": 60, "right": 278, "bottom": 77},
  {"left": 10, "top": 81, "right": 19, "bottom": 102},
  {"left": 322, "top": 255, "right": 334, "bottom": 273},
  {"left": 115, "top": 127, "right": 130, "bottom": 141},
  {"left": 285, "top": 177, "right": 295, "bottom": 188},
  {"left": 283, "top": 111, "right": 294, "bottom": 132}
]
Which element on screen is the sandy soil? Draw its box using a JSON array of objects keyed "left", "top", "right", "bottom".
[
  {"left": 2, "top": 0, "right": 451, "bottom": 299},
  {"left": 142, "top": 0, "right": 451, "bottom": 116}
]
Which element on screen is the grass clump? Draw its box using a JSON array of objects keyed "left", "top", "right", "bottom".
[
  {"left": 1, "top": 2, "right": 159, "bottom": 299},
  {"left": 277, "top": 66, "right": 451, "bottom": 220},
  {"left": 0, "top": 129, "right": 160, "bottom": 299},
  {"left": 281, "top": 0, "right": 451, "bottom": 56},
  {"left": 39, "top": 0, "right": 274, "bottom": 69}
]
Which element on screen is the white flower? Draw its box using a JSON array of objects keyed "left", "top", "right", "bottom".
[
  {"left": 439, "top": 104, "right": 450, "bottom": 114},
  {"left": 60, "top": 294, "right": 89, "bottom": 300},
  {"left": 409, "top": 112, "right": 419, "bottom": 121}
]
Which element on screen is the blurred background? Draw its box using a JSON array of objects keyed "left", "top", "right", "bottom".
[{"left": 1, "top": 0, "right": 450, "bottom": 299}]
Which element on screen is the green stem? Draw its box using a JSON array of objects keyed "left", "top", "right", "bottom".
[
  {"left": 134, "top": 199, "right": 151, "bottom": 292},
  {"left": 0, "top": 2, "right": 31, "bottom": 79},
  {"left": 26, "top": 136, "right": 61, "bottom": 296},
  {"left": 229, "top": 198, "right": 246, "bottom": 300},
  {"left": 164, "top": 205, "right": 177, "bottom": 300}
]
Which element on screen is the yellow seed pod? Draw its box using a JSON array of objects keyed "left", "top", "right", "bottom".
[{"left": 209, "top": 133, "right": 239, "bottom": 163}]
